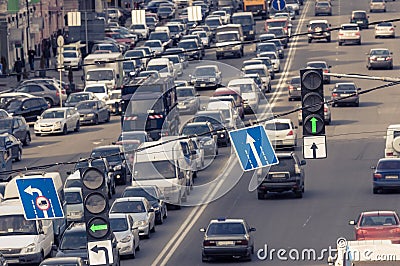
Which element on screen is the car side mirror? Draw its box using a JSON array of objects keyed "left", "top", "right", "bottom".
[
  {"left": 371, "top": 166, "right": 376, "bottom": 170},
  {"left": 148, "top": 208, "right": 155, "bottom": 212},
  {"left": 200, "top": 228, "right": 205, "bottom": 232},
  {"left": 51, "top": 244, "right": 58, "bottom": 251},
  {"left": 249, "top": 227, "right": 256, "bottom": 232},
  {"left": 349, "top": 220, "right": 356, "bottom": 225},
  {"left": 300, "top": 160, "right": 306, "bottom": 166},
  {"left": 132, "top": 225, "right": 138, "bottom": 231}
]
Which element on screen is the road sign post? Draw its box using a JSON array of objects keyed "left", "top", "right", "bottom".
[
  {"left": 57, "top": 35, "right": 64, "bottom": 108},
  {"left": 88, "top": 240, "right": 114, "bottom": 265},
  {"left": 16, "top": 177, "right": 64, "bottom": 220},
  {"left": 229, "top": 125, "right": 279, "bottom": 171},
  {"left": 303, "top": 135, "right": 327, "bottom": 159}
]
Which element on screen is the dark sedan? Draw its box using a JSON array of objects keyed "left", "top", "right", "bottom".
[
  {"left": 64, "top": 92, "right": 98, "bottom": 107},
  {"left": 200, "top": 218, "right": 256, "bottom": 262},
  {"left": 192, "top": 111, "right": 229, "bottom": 147},
  {"left": 287, "top": 76, "right": 301, "bottom": 101},
  {"left": 75, "top": 100, "right": 110, "bottom": 125},
  {"left": 0, "top": 133, "right": 22, "bottom": 162},
  {"left": 372, "top": 158, "right": 400, "bottom": 194},
  {"left": 331, "top": 82, "right": 360, "bottom": 107},
  {"left": 122, "top": 185, "right": 168, "bottom": 224},
  {"left": 0, "top": 116, "right": 31, "bottom": 146},
  {"left": 367, "top": 48, "right": 393, "bottom": 70}
]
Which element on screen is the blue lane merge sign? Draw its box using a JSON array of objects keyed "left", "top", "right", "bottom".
[
  {"left": 229, "top": 125, "right": 279, "bottom": 171},
  {"left": 271, "top": 0, "right": 286, "bottom": 11},
  {"left": 16, "top": 177, "right": 64, "bottom": 220}
]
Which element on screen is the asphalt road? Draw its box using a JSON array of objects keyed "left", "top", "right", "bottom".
[{"left": 12, "top": 0, "right": 400, "bottom": 265}]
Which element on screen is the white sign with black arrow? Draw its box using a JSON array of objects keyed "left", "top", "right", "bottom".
[
  {"left": 303, "top": 135, "right": 327, "bottom": 159},
  {"left": 88, "top": 240, "right": 113, "bottom": 266}
]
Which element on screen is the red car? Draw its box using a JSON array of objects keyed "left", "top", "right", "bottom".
[{"left": 349, "top": 211, "right": 400, "bottom": 243}]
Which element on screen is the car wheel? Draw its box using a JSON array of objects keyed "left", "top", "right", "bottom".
[
  {"left": 130, "top": 242, "right": 136, "bottom": 259},
  {"left": 308, "top": 38, "right": 312, "bottom": 43},
  {"left": 94, "top": 115, "right": 99, "bottom": 125},
  {"left": 15, "top": 149, "right": 22, "bottom": 162},
  {"left": 163, "top": 207, "right": 168, "bottom": 219},
  {"left": 106, "top": 112, "right": 110, "bottom": 122},
  {"left": 23, "top": 133, "right": 31, "bottom": 146},
  {"left": 74, "top": 121, "right": 80, "bottom": 132},
  {"left": 62, "top": 125, "right": 68, "bottom": 135},
  {"left": 35, "top": 133, "right": 41, "bottom": 137},
  {"left": 257, "top": 193, "right": 265, "bottom": 200},
  {"left": 145, "top": 229, "right": 151, "bottom": 239},
  {"left": 358, "top": 40, "right": 361, "bottom": 45},
  {"left": 373, "top": 187, "right": 379, "bottom": 194},
  {"left": 294, "top": 190, "right": 303, "bottom": 198},
  {"left": 108, "top": 186, "right": 112, "bottom": 199},
  {"left": 338, "top": 42, "right": 342, "bottom": 46},
  {"left": 202, "top": 255, "right": 209, "bottom": 262},
  {"left": 157, "top": 213, "right": 164, "bottom": 225},
  {"left": 389, "top": 64, "right": 393, "bottom": 70},
  {"left": 368, "top": 65, "right": 372, "bottom": 70},
  {"left": 355, "top": 102, "right": 359, "bottom": 107},
  {"left": 45, "top": 98, "right": 53, "bottom": 107},
  {"left": 150, "top": 223, "right": 156, "bottom": 233}
]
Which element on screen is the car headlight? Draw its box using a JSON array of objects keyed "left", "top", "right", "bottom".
[
  {"left": 233, "top": 45, "right": 241, "bottom": 50},
  {"left": 210, "top": 77, "right": 216, "bottom": 82},
  {"left": 87, "top": 113, "right": 95, "bottom": 117},
  {"left": 204, "top": 139, "right": 213, "bottom": 146},
  {"left": 25, "top": 243, "right": 36, "bottom": 253},
  {"left": 153, "top": 206, "right": 160, "bottom": 212},
  {"left": 120, "top": 235, "right": 132, "bottom": 243},
  {"left": 55, "top": 121, "right": 62, "bottom": 127},
  {"left": 249, "top": 30, "right": 254, "bottom": 34},
  {"left": 134, "top": 220, "right": 148, "bottom": 226},
  {"left": 114, "top": 165, "right": 122, "bottom": 171}
]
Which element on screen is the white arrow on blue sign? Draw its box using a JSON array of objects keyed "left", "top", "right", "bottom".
[
  {"left": 271, "top": 0, "right": 286, "bottom": 11},
  {"left": 16, "top": 177, "right": 64, "bottom": 220},
  {"left": 229, "top": 125, "right": 279, "bottom": 171}
]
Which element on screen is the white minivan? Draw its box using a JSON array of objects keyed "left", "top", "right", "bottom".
[
  {"left": 146, "top": 58, "right": 175, "bottom": 78},
  {"left": 385, "top": 124, "right": 400, "bottom": 158}
]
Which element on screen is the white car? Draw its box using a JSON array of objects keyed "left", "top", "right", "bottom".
[
  {"left": 110, "top": 197, "right": 156, "bottom": 239},
  {"left": 264, "top": 118, "right": 298, "bottom": 148},
  {"left": 375, "top": 22, "right": 395, "bottom": 38},
  {"left": 338, "top": 23, "right": 361, "bottom": 46},
  {"left": 109, "top": 213, "right": 140, "bottom": 258},
  {"left": 370, "top": 0, "right": 386, "bottom": 12},
  {"left": 84, "top": 84, "right": 109, "bottom": 102},
  {"left": 192, "top": 138, "right": 205, "bottom": 169},
  {"left": 106, "top": 89, "right": 121, "bottom": 114},
  {"left": 162, "top": 55, "right": 183, "bottom": 76},
  {"left": 228, "top": 78, "right": 260, "bottom": 113},
  {"left": 129, "top": 24, "right": 150, "bottom": 40},
  {"left": 242, "top": 64, "right": 272, "bottom": 93},
  {"left": 34, "top": 107, "right": 80, "bottom": 136},
  {"left": 258, "top": 51, "right": 281, "bottom": 72},
  {"left": 64, "top": 187, "right": 84, "bottom": 222},
  {"left": 286, "top": 0, "right": 300, "bottom": 15},
  {"left": 143, "top": 40, "right": 164, "bottom": 55},
  {"left": 61, "top": 50, "right": 82, "bottom": 70},
  {"left": 211, "top": 10, "right": 230, "bottom": 24},
  {"left": 206, "top": 100, "right": 237, "bottom": 130}
]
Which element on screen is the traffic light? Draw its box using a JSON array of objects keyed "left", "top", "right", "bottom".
[
  {"left": 80, "top": 163, "right": 111, "bottom": 243},
  {"left": 300, "top": 68, "right": 325, "bottom": 136}
]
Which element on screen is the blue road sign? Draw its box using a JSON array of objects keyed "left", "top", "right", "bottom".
[
  {"left": 16, "top": 177, "right": 64, "bottom": 220},
  {"left": 229, "top": 125, "right": 279, "bottom": 171},
  {"left": 271, "top": 0, "right": 286, "bottom": 11}
]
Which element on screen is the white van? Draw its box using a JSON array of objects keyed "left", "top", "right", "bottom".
[
  {"left": 0, "top": 199, "right": 54, "bottom": 264},
  {"left": 146, "top": 58, "right": 175, "bottom": 78},
  {"left": 385, "top": 124, "right": 400, "bottom": 158},
  {"left": 132, "top": 139, "right": 188, "bottom": 208},
  {"left": 206, "top": 100, "right": 237, "bottom": 130},
  {"left": 4, "top": 172, "right": 67, "bottom": 245}
]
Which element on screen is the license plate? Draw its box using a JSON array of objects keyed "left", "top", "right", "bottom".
[
  {"left": 341, "top": 94, "right": 350, "bottom": 97},
  {"left": 201, "top": 84, "right": 206, "bottom": 87},
  {"left": 377, "top": 58, "right": 385, "bottom": 61},
  {"left": 275, "top": 140, "right": 283, "bottom": 144},
  {"left": 386, "top": 175, "right": 398, "bottom": 179},
  {"left": 357, "top": 21, "right": 363, "bottom": 24},
  {"left": 273, "top": 173, "right": 286, "bottom": 178},
  {"left": 217, "top": 241, "right": 234, "bottom": 246},
  {"left": 6, "top": 259, "right": 19, "bottom": 264}
]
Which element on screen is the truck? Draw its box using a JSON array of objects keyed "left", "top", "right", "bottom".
[
  {"left": 231, "top": 12, "right": 256, "bottom": 41},
  {"left": 215, "top": 24, "right": 244, "bottom": 59},
  {"left": 243, "top": 0, "right": 269, "bottom": 19},
  {"left": 120, "top": 76, "right": 180, "bottom": 141},
  {"left": 218, "top": 0, "right": 238, "bottom": 11},
  {"left": 328, "top": 240, "right": 400, "bottom": 266},
  {"left": 82, "top": 52, "right": 123, "bottom": 90}
]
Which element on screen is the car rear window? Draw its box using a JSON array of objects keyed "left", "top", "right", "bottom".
[
  {"left": 265, "top": 122, "right": 290, "bottom": 130},
  {"left": 361, "top": 214, "right": 398, "bottom": 226},
  {"left": 269, "top": 157, "right": 295, "bottom": 175},
  {"left": 377, "top": 160, "right": 400, "bottom": 170},
  {"left": 311, "top": 23, "right": 328, "bottom": 30},
  {"left": 353, "top": 12, "right": 366, "bottom": 19},
  {"left": 207, "top": 222, "right": 245, "bottom": 235},
  {"left": 342, "top": 25, "right": 359, "bottom": 31}
]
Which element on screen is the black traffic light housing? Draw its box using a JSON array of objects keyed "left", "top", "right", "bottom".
[
  {"left": 80, "top": 162, "right": 111, "bottom": 243},
  {"left": 300, "top": 68, "right": 325, "bottom": 136}
]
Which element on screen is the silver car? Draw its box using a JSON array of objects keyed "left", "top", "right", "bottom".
[
  {"left": 366, "top": 48, "right": 393, "bottom": 70},
  {"left": 375, "top": 22, "right": 396, "bottom": 38},
  {"left": 176, "top": 86, "right": 200, "bottom": 114}
]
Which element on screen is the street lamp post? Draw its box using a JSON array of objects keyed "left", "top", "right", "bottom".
[{"left": 26, "top": 0, "right": 30, "bottom": 53}]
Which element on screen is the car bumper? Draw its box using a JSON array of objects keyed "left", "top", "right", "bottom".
[
  {"left": 3, "top": 252, "right": 42, "bottom": 264},
  {"left": 309, "top": 33, "right": 330, "bottom": 40},
  {"left": 117, "top": 241, "right": 134, "bottom": 255},
  {"left": 289, "top": 90, "right": 301, "bottom": 99},
  {"left": 271, "top": 139, "right": 296, "bottom": 147},
  {"left": 202, "top": 246, "right": 252, "bottom": 258},
  {"left": 339, "top": 37, "right": 361, "bottom": 43},
  {"left": 79, "top": 117, "right": 96, "bottom": 124},
  {"left": 373, "top": 180, "right": 400, "bottom": 189},
  {"left": 258, "top": 181, "right": 301, "bottom": 193},
  {"left": 333, "top": 96, "right": 359, "bottom": 104},
  {"left": 375, "top": 31, "right": 395, "bottom": 37},
  {"left": 67, "top": 212, "right": 84, "bottom": 221},
  {"left": 369, "top": 60, "right": 392, "bottom": 68},
  {"left": 34, "top": 125, "right": 63, "bottom": 134},
  {"left": 163, "top": 187, "right": 181, "bottom": 204},
  {"left": 138, "top": 225, "right": 150, "bottom": 236}
]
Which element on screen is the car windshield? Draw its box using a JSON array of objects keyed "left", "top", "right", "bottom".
[
  {"left": 63, "top": 52, "right": 77, "bottom": 58},
  {"left": 0, "top": 119, "right": 12, "bottom": 129},
  {"left": 307, "top": 62, "right": 327, "bottom": 68},
  {"left": 268, "top": 28, "right": 284, "bottom": 36},
  {"left": 207, "top": 222, "right": 245, "bottom": 235},
  {"left": 65, "top": 179, "right": 82, "bottom": 188},
  {"left": 110, "top": 217, "right": 129, "bottom": 232},
  {"left": 66, "top": 94, "right": 90, "bottom": 103},
  {"left": 131, "top": 24, "right": 145, "bottom": 29},
  {"left": 147, "top": 65, "right": 168, "bottom": 72},
  {"left": 125, "top": 51, "right": 144, "bottom": 58},
  {"left": 336, "top": 84, "right": 356, "bottom": 91},
  {"left": 178, "top": 41, "right": 197, "bottom": 49},
  {"left": 150, "top": 33, "right": 169, "bottom": 41},
  {"left": 217, "top": 33, "right": 238, "bottom": 42},
  {"left": 177, "top": 88, "right": 195, "bottom": 97},
  {"left": 131, "top": 98, "right": 164, "bottom": 113},
  {"left": 145, "top": 41, "right": 161, "bottom": 47},
  {"left": 118, "top": 132, "right": 146, "bottom": 143},
  {"left": 181, "top": 125, "right": 211, "bottom": 136},
  {"left": 360, "top": 214, "right": 398, "bottom": 226},
  {"left": 65, "top": 191, "right": 82, "bottom": 204},
  {"left": 370, "top": 50, "right": 390, "bottom": 56},
  {"left": 232, "top": 16, "right": 253, "bottom": 25},
  {"left": 377, "top": 22, "right": 392, "bottom": 27},
  {"left": 194, "top": 68, "right": 216, "bottom": 76},
  {"left": 269, "top": 157, "right": 295, "bottom": 175},
  {"left": 231, "top": 83, "right": 254, "bottom": 93},
  {"left": 85, "top": 86, "right": 106, "bottom": 93},
  {"left": 75, "top": 101, "right": 97, "bottom": 110},
  {"left": 123, "top": 61, "right": 135, "bottom": 70},
  {"left": 122, "top": 187, "right": 157, "bottom": 201},
  {"left": 91, "top": 149, "right": 121, "bottom": 163},
  {"left": 245, "top": 68, "right": 265, "bottom": 77},
  {"left": 110, "top": 92, "right": 121, "bottom": 100},
  {"left": 42, "top": 110, "right": 65, "bottom": 119},
  {"left": 86, "top": 70, "right": 113, "bottom": 81},
  {"left": 166, "top": 56, "right": 180, "bottom": 64},
  {"left": 311, "top": 23, "right": 328, "bottom": 30},
  {"left": 111, "top": 201, "right": 146, "bottom": 213},
  {"left": 5, "top": 99, "right": 22, "bottom": 110},
  {"left": 134, "top": 160, "right": 176, "bottom": 179},
  {"left": 267, "top": 21, "right": 287, "bottom": 28},
  {"left": 377, "top": 160, "right": 400, "bottom": 170},
  {"left": 291, "top": 77, "right": 301, "bottom": 84},
  {"left": 316, "top": 2, "right": 329, "bottom": 7},
  {"left": 0, "top": 215, "right": 38, "bottom": 235},
  {"left": 353, "top": 12, "right": 367, "bottom": 19},
  {"left": 60, "top": 231, "right": 87, "bottom": 250},
  {"left": 158, "top": 7, "right": 172, "bottom": 12},
  {"left": 205, "top": 19, "right": 221, "bottom": 27}
]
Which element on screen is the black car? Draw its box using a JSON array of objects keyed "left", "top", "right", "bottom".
[
  {"left": 350, "top": 10, "right": 369, "bottom": 29},
  {"left": 64, "top": 92, "right": 98, "bottom": 107},
  {"left": 0, "top": 133, "right": 23, "bottom": 162},
  {"left": 75, "top": 100, "right": 110, "bottom": 125},
  {"left": 0, "top": 116, "right": 31, "bottom": 146},
  {"left": 54, "top": 222, "right": 120, "bottom": 265},
  {"left": 90, "top": 145, "right": 128, "bottom": 185},
  {"left": 178, "top": 39, "right": 202, "bottom": 60},
  {"left": 4, "top": 97, "right": 49, "bottom": 123},
  {"left": 122, "top": 185, "right": 168, "bottom": 224},
  {"left": 190, "top": 65, "right": 222, "bottom": 89},
  {"left": 192, "top": 111, "right": 229, "bottom": 147},
  {"left": 200, "top": 218, "right": 256, "bottom": 262},
  {"left": 257, "top": 152, "right": 306, "bottom": 199}
]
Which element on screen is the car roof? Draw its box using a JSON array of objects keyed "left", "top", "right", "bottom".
[
  {"left": 109, "top": 213, "right": 129, "bottom": 219},
  {"left": 335, "top": 82, "right": 356, "bottom": 86},
  {"left": 64, "top": 187, "right": 81, "bottom": 193},
  {"left": 209, "top": 218, "right": 245, "bottom": 224},
  {"left": 370, "top": 48, "right": 390, "bottom": 51},
  {"left": 185, "top": 122, "right": 210, "bottom": 127},
  {"left": 309, "top": 19, "right": 329, "bottom": 24},
  {"left": 114, "top": 196, "right": 147, "bottom": 202},
  {"left": 266, "top": 118, "right": 292, "bottom": 124},
  {"left": 341, "top": 23, "right": 359, "bottom": 27},
  {"left": 361, "top": 211, "right": 397, "bottom": 216},
  {"left": 243, "top": 65, "right": 267, "bottom": 70},
  {"left": 378, "top": 158, "right": 400, "bottom": 163},
  {"left": 43, "top": 107, "right": 70, "bottom": 112},
  {"left": 196, "top": 110, "right": 222, "bottom": 116},
  {"left": 307, "top": 61, "right": 327, "bottom": 64},
  {"left": 92, "top": 145, "right": 122, "bottom": 151},
  {"left": 40, "top": 257, "right": 82, "bottom": 264}
]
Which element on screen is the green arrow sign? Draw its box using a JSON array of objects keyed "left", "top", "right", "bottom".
[
  {"left": 310, "top": 117, "right": 318, "bottom": 134},
  {"left": 90, "top": 223, "right": 108, "bottom": 233}
]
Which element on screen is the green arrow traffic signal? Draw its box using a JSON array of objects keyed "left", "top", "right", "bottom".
[
  {"left": 310, "top": 117, "right": 318, "bottom": 133},
  {"left": 90, "top": 223, "right": 108, "bottom": 233}
]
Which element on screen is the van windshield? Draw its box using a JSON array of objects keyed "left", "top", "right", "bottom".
[
  {"left": 65, "top": 191, "right": 82, "bottom": 204},
  {"left": 0, "top": 215, "right": 37, "bottom": 235},
  {"left": 134, "top": 161, "right": 176, "bottom": 179}
]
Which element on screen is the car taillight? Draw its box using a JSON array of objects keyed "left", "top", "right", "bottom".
[
  {"left": 203, "top": 240, "right": 216, "bottom": 246},
  {"left": 374, "top": 173, "right": 383, "bottom": 179},
  {"left": 324, "top": 107, "right": 328, "bottom": 112},
  {"left": 390, "top": 228, "right": 400, "bottom": 234},
  {"left": 287, "top": 130, "right": 293, "bottom": 136},
  {"left": 235, "top": 240, "right": 248, "bottom": 245},
  {"left": 288, "top": 85, "right": 294, "bottom": 90},
  {"left": 332, "top": 93, "right": 338, "bottom": 97},
  {"left": 323, "top": 69, "right": 329, "bottom": 73},
  {"left": 62, "top": 89, "right": 66, "bottom": 94},
  {"left": 386, "top": 152, "right": 394, "bottom": 157},
  {"left": 390, "top": 27, "right": 395, "bottom": 31},
  {"left": 386, "top": 57, "right": 392, "bottom": 61},
  {"left": 358, "top": 229, "right": 368, "bottom": 236},
  {"left": 339, "top": 33, "right": 343, "bottom": 36},
  {"left": 356, "top": 32, "right": 360, "bottom": 36}
]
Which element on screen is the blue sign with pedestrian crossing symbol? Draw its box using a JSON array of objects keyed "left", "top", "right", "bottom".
[
  {"left": 229, "top": 125, "right": 279, "bottom": 171},
  {"left": 16, "top": 177, "right": 64, "bottom": 220}
]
